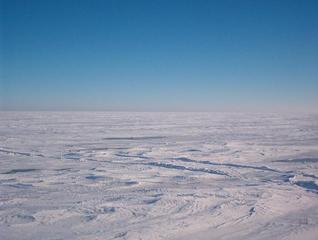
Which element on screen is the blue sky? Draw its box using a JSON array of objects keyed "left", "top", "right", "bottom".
[{"left": 1, "top": 0, "right": 318, "bottom": 111}]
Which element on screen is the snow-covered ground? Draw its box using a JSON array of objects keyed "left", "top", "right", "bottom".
[{"left": 0, "top": 112, "right": 318, "bottom": 240}]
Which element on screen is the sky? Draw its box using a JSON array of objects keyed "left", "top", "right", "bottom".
[{"left": 1, "top": 0, "right": 318, "bottom": 112}]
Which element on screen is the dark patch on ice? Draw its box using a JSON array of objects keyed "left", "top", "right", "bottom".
[
  {"left": 279, "top": 174, "right": 295, "bottom": 182},
  {"left": 93, "top": 147, "right": 127, "bottom": 150},
  {"left": 114, "top": 232, "right": 127, "bottom": 238},
  {"left": 274, "top": 158, "right": 318, "bottom": 163},
  {"left": 82, "top": 214, "right": 97, "bottom": 222},
  {"left": 144, "top": 198, "right": 161, "bottom": 204},
  {"left": 152, "top": 193, "right": 163, "bottom": 197},
  {"left": 186, "top": 149, "right": 201, "bottom": 152},
  {"left": 0, "top": 178, "right": 16, "bottom": 183},
  {"left": 99, "top": 206, "right": 115, "bottom": 214},
  {"left": 134, "top": 188, "right": 161, "bottom": 194},
  {"left": 249, "top": 207, "right": 256, "bottom": 216},
  {"left": 17, "top": 214, "right": 35, "bottom": 223},
  {"left": 2, "top": 169, "right": 39, "bottom": 174},
  {"left": 124, "top": 180, "right": 138, "bottom": 185},
  {"left": 245, "top": 183, "right": 260, "bottom": 186},
  {"left": 210, "top": 148, "right": 230, "bottom": 154},
  {"left": 302, "top": 173, "right": 318, "bottom": 179},
  {"left": 294, "top": 181, "right": 318, "bottom": 193},
  {"left": 6, "top": 214, "right": 36, "bottom": 225},
  {"left": 115, "top": 153, "right": 149, "bottom": 159},
  {"left": 86, "top": 175, "right": 105, "bottom": 180},
  {"left": 83, "top": 147, "right": 127, "bottom": 152},
  {"left": 7, "top": 183, "right": 33, "bottom": 188},
  {"left": 174, "top": 157, "right": 193, "bottom": 162},
  {"left": 63, "top": 152, "right": 81, "bottom": 160},
  {"left": 55, "top": 168, "right": 72, "bottom": 171},
  {"left": 172, "top": 175, "right": 187, "bottom": 181},
  {"left": 0, "top": 149, "right": 31, "bottom": 157},
  {"left": 112, "top": 179, "right": 138, "bottom": 186},
  {"left": 35, "top": 153, "right": 45, "bottom": 157},
  {"left": 103, "top": 136, "right": 165, "bottom": 141},
  {"left": 147, "top": 162, "right": 228, "bottom": 176},
  {"left": 82, "top": 207, "right": 115, "bottom": 221},
  {"left": 173, "top": 157, "right": 279, "bottom": 172}
]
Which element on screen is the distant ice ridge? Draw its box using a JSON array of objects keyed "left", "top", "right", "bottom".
[{"left": 0, "top": 112, "right": 318, "bottom": 240}]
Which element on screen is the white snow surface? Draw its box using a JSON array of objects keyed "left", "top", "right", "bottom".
[{"left": 0, "top": 112, "right": 318, "bottom": 240}]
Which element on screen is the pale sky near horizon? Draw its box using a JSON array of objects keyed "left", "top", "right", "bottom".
[{"left": 1, "top": 0, "right": 318, "bottom": 112}]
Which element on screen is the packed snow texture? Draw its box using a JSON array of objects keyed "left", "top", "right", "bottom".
[{"left": 0, "top": 112, "right": 318, "bottom": 240}]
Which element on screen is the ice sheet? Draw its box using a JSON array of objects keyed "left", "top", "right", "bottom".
[{"left": 0, "top": 112, "right": 318, "bottom": 240}]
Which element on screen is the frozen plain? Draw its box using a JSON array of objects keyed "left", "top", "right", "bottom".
[{"left": 0, "top": 112, "right": 318, "bottom": 240}]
